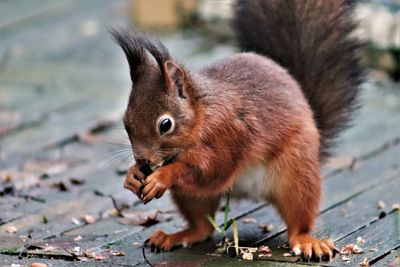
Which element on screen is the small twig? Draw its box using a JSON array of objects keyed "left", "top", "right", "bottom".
[
  {"left": 142, "top": 245, "right": 154, "bottom": 267},
  {"left": 108, "top": 195, "right": 123, "bottom": 217}
]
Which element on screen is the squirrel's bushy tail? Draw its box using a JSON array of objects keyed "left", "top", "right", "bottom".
[{"left": 233, "top": 0, "right": 365, "bottom": 160}]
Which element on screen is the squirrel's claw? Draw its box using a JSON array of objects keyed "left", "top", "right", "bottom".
[
  {"left": 291, "top": 235, "right": 337, "bottom": 262},
  {"left": 142, "top": 175, "right": 167, "bottom": 204}
]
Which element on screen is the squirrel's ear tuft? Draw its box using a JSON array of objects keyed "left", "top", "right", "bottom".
[
  {"left": 164, "top": 60, "right": 186, "bottom": 99},
  {"left": 110, "top": 28, "right": 170, "bottom": 82},
  {"left": 110, "top": 28, "right": 146, "bottom": 82}
]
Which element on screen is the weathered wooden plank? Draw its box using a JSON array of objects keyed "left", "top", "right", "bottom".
[
  {"left": 376, "top": 247, "right": 399, "bottom": 267},
  {"left": 321, "top": 141, "right": 400, "bottom": 210},
  {"left": 329, "top": 210, "right": 400, "bottom": 266},
  {"left": 0, "top": 0, "right": 66, "bottom": 30},
  {"left": 0, "top": 196, "right": 45, "bottom": 225},
  {"left": 0, "top": 254, "right": 71, "bottom": 267},
  {"left": 0, "top": 193, "right": 113, "bottom": 244},
  {"left": 247, "top": 171, "right": 399, "bottom": 263},
  {"left": 0, "top": 253, "right": 131, "bottom": 267},
  {"left": 313, "top": 175, "right": 400, "bottom": 242},
  {"left": 199, "top": 257, "right": 306, "bottom": 267}
]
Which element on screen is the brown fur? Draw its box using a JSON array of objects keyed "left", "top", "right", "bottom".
[{"left": 112, "top": 0, "right": 363, "bottom": 261}]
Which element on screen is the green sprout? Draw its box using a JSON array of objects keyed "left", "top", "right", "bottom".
[{"left": 207, "top": 192, "right": 239, "bottom": 256}]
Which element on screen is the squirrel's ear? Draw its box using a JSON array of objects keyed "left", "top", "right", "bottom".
[{"left": 164, "top": 60, "right": 186, "bottom": 98}]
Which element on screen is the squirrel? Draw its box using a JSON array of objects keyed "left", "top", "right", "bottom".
[{"left": 111, "top": 0, "right": 364, "bottom": 261}]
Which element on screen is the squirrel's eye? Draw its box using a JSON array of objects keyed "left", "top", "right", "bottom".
[{"left": 157, "top": 115, "right": 175, "bottom": 135}]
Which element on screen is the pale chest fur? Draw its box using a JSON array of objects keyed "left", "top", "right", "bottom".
[{"left": 230, "top": 163, "right": 273, "bottom": 201}]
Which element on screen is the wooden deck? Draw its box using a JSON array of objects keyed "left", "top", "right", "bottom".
[{"left": 0, "top": 1, "right": 399, "bottom": 266}]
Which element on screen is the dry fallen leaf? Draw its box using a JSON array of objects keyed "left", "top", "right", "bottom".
[
  {"left": 326, "top": 156, "right": 355, "bottom": 169},
  {"left": 341, "top": 244, "right": 364, "bottom": 255},
  {"left": 377, "top": 200, "right": 386, "bottom": 209},
  {"left": 73, "top": 246, "right": 81, "bottom": 255},
  {"left": 357, "top": 236, "right": 366, "bottom": 244},
  {"left": 247, "top": 247, "right": 258, "bottom": 253},
  {"left": 392, "top": 203, "right": 400, "bottom": 210},
  {"left": 110, "top": 250, "right": 125, "bottom": 256},
  {"left": 83, "top": 215, "right": 96, "bottom": 224},
  {"left": 242, "top": 217, "right": 257, "bottom": 224},
  {"left": 84, "top": 251, "right": 106, "bottom": 260},
  {"left": 5, "top": 225, "right": 18, "bottom": 234},
  {"left": 341, "top": 255, "right": 351, "bottom": 262},
  {"left": 258, "top": 253, "right": 272, "bottom": 258},
  {"left": 258, "top": 245, "right": 271, "bottom": 253},
  {"left": 30, "top": 263, "right": 48, "bottom": 267},
  {"left": 259, "top": 223, "right": 273, "bottom": 233},
  {"left": 110, "top": 208, "right": 120, "bottom": 217},
  {"left": 43, "top": 245, "right": 56, "bottom": 252},
  {"left": 77, "top": 131, "right": 101, "bottom": 144},
  {"left": 132, "top": 242, "right": 141, "bottom": 248},
  {"left": 242, "top": 252, "right": 253, "bottom": 260},
  {"left": 72, "top": 218, "right": 81, "bottom": 225},
  {"left": 119, "top": 210, "right": 171, "bottom": 226},
  {"left": 360, "top": 257, "right": 370, "bottom": 267}
]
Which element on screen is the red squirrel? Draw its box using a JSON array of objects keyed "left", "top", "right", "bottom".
[{"left": 112, "top": 0, "right": 364, "bottom": 261}]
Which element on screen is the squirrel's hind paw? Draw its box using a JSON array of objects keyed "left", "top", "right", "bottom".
[{"left": 290, "top": 234, "right": 339, "bottom": 262}]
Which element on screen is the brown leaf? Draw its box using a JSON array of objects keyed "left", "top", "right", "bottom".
[
  {"left": 391, "top": 203, "right": 400, "bottom": 210},
  {"left": 30, "top": 263, "right": 48, "bottom": 267},
  {"left": 377, "top": 200, "right": 386, "bottom": 209},
  {"left": 357, "top": 236, "right": 366, "bottom": 244},
  {"left": 119, "top": 210, "right": 172, "bottom": 227},
  {"left": 326, "top": 156, "right": 355, "bottom": 169},
  {"left": 242, "top": 252, "right": 253, "bottom": 260},
  {"left": 110, "top": 250, "right": 125, "bottom": 256},
  {"left": 78, "top": 131, "right": 100, "bottom": 144},
  {"left": 259, "top": 223, "right": 273, "bottom": 233},
  {"left": 5, "top": 225, "right": 18, "bottom": 234},
  {"left": 83, "top": 215, "right": 96, "bottom": 224},
  {"left": 360, "top": 257, "right": 370, "bottom": 267},
  {"left": 340, "top": 243, "right": 364, "bottom": 255},
  {"left": 242, "top": 217, "right": 257, "bottom": 224},
  {"left": 83, "top": 250, "right": 107, "bottom": 260}
]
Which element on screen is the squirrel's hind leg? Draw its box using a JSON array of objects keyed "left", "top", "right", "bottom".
[
  {"left": 146, "top": 192, "right": 220, "bottom": 252},
  {"left": 267, "top": 132, "right": 338, "bottom": 261}
]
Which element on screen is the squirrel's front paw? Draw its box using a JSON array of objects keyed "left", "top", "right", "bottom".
[
  {"left": 142, "top": 172, "right": 170, "bottom": 204},
  {"left": 124, "top": 164, "right": 145, "bottom": 199}
]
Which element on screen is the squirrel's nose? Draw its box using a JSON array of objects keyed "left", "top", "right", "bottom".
[{"left": 133, "top": 145, "right": 153, "bottom": 163}]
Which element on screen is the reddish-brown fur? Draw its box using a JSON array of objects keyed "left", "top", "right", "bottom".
[{"left": 112, "top": 0, "right": 364, "bottom": 261}]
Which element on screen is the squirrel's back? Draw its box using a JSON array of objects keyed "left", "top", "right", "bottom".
[{"left": 233, "top": 0, "right": 365, "bottom": 160}]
